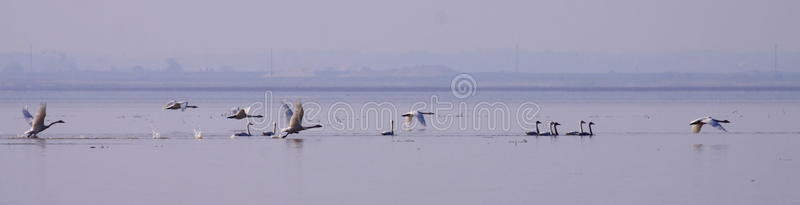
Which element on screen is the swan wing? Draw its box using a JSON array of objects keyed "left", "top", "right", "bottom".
[
  {"left": 691, "top": 124, "right": 703, "bottom": 133},
  {"left": 32, "top": 103, "right": 47, "bottom": 130},
  {"left": 180, "top": 101, "right": 189, "bottom": 111},
  {"left": 227, "top": 107, "right": 239, "bottom": 116},
  {"left": 708, "top": 120, "right": 727, "bottom": 132},
  {"left": 22, "top": 106, "right": 34, "bottom": 126},
  {"left": 164, "top": 100, "right": 177, "bottom": 109},
  {"left": 296, "top": 101, "right": 305, "bottom": 125},
  {"left": 689, "top": 117, "right": 705, "bottom": 125},
  {"left": 282, "top": 103, "right": 294, "bottom": 125},
  {"left": 403, "top": 114, "right": 413, "bottom": 125},
  {"left": 416, "top": 113, "right": 427, "bottom": 126},
  {"left": 237, "top": 109, "right": 247, "bottom": 118},
  {"left": 288, "top": 101, "right": 303, "bottom": 129}
]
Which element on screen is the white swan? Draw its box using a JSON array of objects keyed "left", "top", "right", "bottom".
[
  {"left": 277, "top": 100, "right": 322, "bottom": 138},
  {"left": 537, "top": 121, "right": 559, "bottom": 136},
  {"left": 262, "top": 122, "right": 277, "bottom": 136},
  {"left": 22, "top": 103, "right": 65, "bottom": 138},
  {"left": 689, "top": 117, "right": 730, "bottom": 133},
  {"left": 232, "top": 122, "right": 254, "bottom": 138},
  {"left": 164, "top": 100, "right": 198, "bottom": 111},
  {"left": 580, "top": 122, "right": 595, "bottom": 136},
  {"left": 402, "top": 110, "right": 434, "bottom": 128},
  {"left": 565, "top": 121, "right": 586, "bottom": 135},
  {"left": 226, "top": 107, "right": 263, "bottom": 119},
  {"left": 194, "top": 128, "right": 204, "bottom": 139},
  {"left": 152, "top": 130, "right": 167, "bottom": 139},
  {"left": 381, "top": 120, "right": 395, "bottom": 136},
  {"left": 525, "top": 121, "right": 542, "bottom": 136},
  {"left": 552, "top": 122, "right": 561, "bottom": 136}
]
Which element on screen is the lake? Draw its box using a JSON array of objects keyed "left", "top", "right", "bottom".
[{"left": 1, "top": 90, "right": 799, "bottom": 204}]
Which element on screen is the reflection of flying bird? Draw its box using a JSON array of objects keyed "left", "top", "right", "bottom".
[
  {"left": 278, "top": 101, "right": 322, "bottom": 138},
  {"left": 22, "top": 103, "right": 65, "bottom": 138},
  {"left": 381, "top": 120, "right": 395, "bottom": 136},
  {"left": 164, "top": 100, "right": 198, "bottom": 111},
  {"left": 689, "top": 117, "right": 730, "bottom": 133},
  {"left": 402, "top": 110, "right": 435, "bottom": 127},
  {"left": 226, "top": 107, "right": 263, "bottom": 119}
]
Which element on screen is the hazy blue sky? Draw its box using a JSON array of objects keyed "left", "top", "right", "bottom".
[{"left": 2, "top": 0, "right": 798, "bottom": 58}]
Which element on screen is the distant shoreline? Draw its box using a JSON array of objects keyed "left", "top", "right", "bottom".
[{"left": 3, "top": 86, "right": 800, "bottom": 92}]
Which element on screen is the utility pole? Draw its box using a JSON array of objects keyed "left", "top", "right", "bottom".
[
  {"left": 515, "top": 44, "right": 519, "bottom": 73},
  {"left": 270, "top": 49, "right": 274, "bottom": 77},
  {"left": 774, "top": 44, "right": 778, "bottom": 74},
  {"left": 29, "top": 43, "right": 33, "bottom": 72}
]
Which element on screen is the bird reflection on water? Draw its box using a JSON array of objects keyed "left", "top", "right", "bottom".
[{"left": 286, "top": 138, "right": 304, "bottom": 149}]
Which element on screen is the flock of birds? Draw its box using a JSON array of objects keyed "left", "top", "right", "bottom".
[
  {"left": 17, "top": 101, "right": 732, "bottom": 139},
  {"left": 167, "top": 100, "right": 323, "bottom": 139},
  {"left": 524, "top": 120, "right": 596, "bottom": 137}
]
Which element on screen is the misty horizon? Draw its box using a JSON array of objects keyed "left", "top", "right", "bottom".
[{"left": 2, "top": 0, "right": 799, "bottom": 74}]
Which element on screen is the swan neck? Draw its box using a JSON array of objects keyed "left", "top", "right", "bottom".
[
  {"left": 247, "top": 124, "right": 252, "bottom": 135},
  {"left": 44, "top": 121, "right": 60, "bottom": 129}
]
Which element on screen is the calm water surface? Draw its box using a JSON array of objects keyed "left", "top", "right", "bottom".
[{"left": 1, "top": 91, "right": 799, "bottom": 204}]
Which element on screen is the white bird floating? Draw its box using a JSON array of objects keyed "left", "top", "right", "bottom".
[
  {"left": 152, "top": 130, "right": 166, "bottom": 139},
  {"left": 565, "top": 121, "right": 585, "bottom": 135},
  {"left": 232, "top": 122, "right": 254, "bottom": 138},
  {"left": 194, "top": 128, "right": 204, "bottom": 139},
  {"left": 525, "top": 121, "right": 543, "bottom": 136},
  {"left": 689, "top": 117, "right": 730, "bottom": 133},
  {"left": 565, "top": 121, "right": 595, "bottom": 136},
  {"left": 402, "top": 110, "right": 435, "bottom": 128},
  {"left": 22, "top": 103, "right": 65, "bottom": 138},
  {"left": 581, "top": 122, "right": 595, "bottom": 136},
  {"left": 226, "top": 107, "right": 263, "bottom": 120},
  {"left": 164, "top": 100, "right": 198, "bottom": 111},
  {"left": 262, "top": 122, "right": 277, "bottom": 136},
  {"left": 537, "top": 121, "right": 560, "bottom": 136},
  {"left": 277, "top": 100, "right": 322, "bottom": 138},
  {"left": 381, "top": 120, "right": 395, "bottom": 136}
]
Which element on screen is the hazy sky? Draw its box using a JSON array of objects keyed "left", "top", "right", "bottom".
[{"left": 2, "top": 0, "right": 798, "bottom": 58}]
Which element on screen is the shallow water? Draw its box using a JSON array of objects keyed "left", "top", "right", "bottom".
[{"left": 1, "top": 91, "right": 799, "bottom": 204}]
